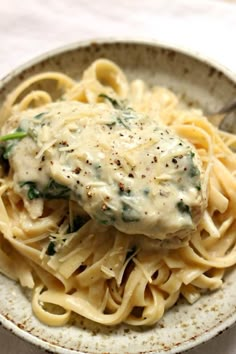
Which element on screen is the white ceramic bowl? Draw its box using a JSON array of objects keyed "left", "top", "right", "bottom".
[{"left": 0, "top": 39, "right": 236, "bottom": 354}]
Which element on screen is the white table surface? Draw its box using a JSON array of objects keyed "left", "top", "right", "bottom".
[{"left": 0, "top": 0, "right": 236, "bottom": 353}]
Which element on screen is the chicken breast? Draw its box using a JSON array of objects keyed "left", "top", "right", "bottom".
[{"left": 1, "top": 100, "right": 205, "bottom": 243}]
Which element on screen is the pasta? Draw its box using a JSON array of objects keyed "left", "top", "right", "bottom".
[{"left": 0, "top": 58, "right": 235, "bottom": 327}]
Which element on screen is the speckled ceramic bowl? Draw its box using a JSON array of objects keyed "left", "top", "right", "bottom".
[{"left": 0, "top": 39, "right": 236, "bottom": 354}]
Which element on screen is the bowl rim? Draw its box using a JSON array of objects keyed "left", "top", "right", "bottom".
[
  {"left": 1, "top": 37, "right": 236, "bottom": 87},
  {"left": 0, "top": 37, "right": 236, "bottom": 354}
]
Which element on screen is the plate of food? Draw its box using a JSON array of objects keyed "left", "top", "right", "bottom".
[{"left": 0, "top": 39, "right": 235, "bottom": 354}]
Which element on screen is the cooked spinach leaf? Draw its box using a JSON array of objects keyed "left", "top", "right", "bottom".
[
  {"left": 43, "top": 179, "right": 70, "bottom": 199},
  {"left": 189, "top": 164, "right": 200, "bottom": 178},
  {"left": 2, "top": 143, "right": 15, "bottom": 159},
  {"left": 99, "top": 93, "right": 136, "bottom": 130},
  {"left": 196, "top": 183, "right": 201, "bottom": 191},
  {"left": 0, "top": 127, "right": 28, "bottom": 160},
  {"left": 188, "top": 151, "right": 200, "bottom": 178},
  {"left": 20, "top": 179, "right": 70, "bottom": 200},
  {"left": 20, "top": 181, "right": 41, "bottom": 200},
  {"left": 46, "top": 241, "right": 56, "bottom": 256},
  {"left": 176, "top": 200, "right": 191, "bottom": 216},
  {"left": 122, "top": 203, "right": 140, "bottom": 222},
  {"left": 117, "top": 116, "right": 130, "bottom": 130}
]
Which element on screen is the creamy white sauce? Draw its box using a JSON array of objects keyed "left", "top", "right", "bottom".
[{"left": 2, "top": 100, "right": 204, "bottom": 240}]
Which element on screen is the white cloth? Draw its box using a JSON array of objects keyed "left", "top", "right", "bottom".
[
  {"left": 0, "top": 0, "right": 236, "bottom": 353},
  {"left": 0, "top": 0, "right": 236, "bottom": 78}
]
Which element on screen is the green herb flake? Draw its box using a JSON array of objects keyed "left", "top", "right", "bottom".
[
  {"left": 34, "top": 112, "right": 48, "bottom": 120},
  {"left": 99, "top": 93, "right": 121, "bottom": 109},
  {"left": 96, "top": 213, "right": 116, "bottom": 226},
  {"left": 99, "top": 220, "right": 108, "bottom": 225},
  {"left": 0, "top": 131, "right": 27, "bottom": 142},
  {"left": 143, "top": 187, "right": 150, "bottom": 196},
  {"left": 105, "top": 121, "right": 116, "bottom": 127}
]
